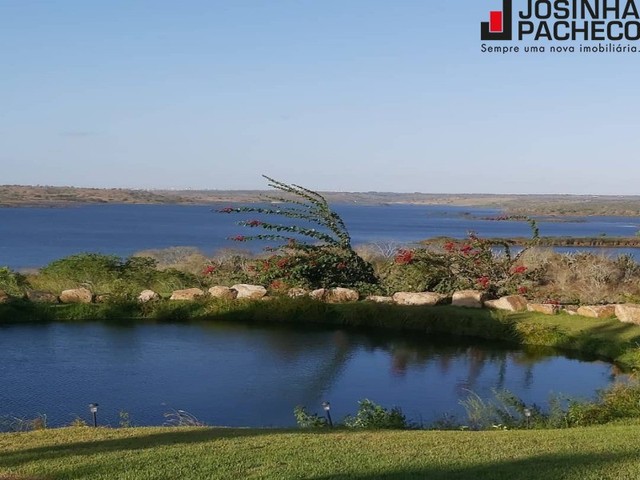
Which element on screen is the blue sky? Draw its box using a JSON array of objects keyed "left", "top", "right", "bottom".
[{"left": 1, "top": 1, "right": 638, "bottom": 194}]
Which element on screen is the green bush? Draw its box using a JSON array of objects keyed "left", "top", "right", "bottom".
[
  {"left": 0, "top": 266, "right": 27, "bottom": 296},
  {"left": 293, "top": 406, "right": 328, "bottom": 428},
  {"left": 343, "top": 399, "right": 409, "bottom": 429},
  {"left": 34, "top": 253, "right": 122, "bottom": 293},
  {"left": 219, "top": 176, "right": 378, "bottom": 290}
]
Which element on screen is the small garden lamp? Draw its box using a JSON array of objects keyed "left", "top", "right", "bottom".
[
  {"left": 89, "top": 403, "right": 99, "bottom": 427},
  {"left": 321, "top": 401, "right": 333, "bottom": 427},
  {"left": 523, "top": 408, "right": 531, "bottom": 429}
]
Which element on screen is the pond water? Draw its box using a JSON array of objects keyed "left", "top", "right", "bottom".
[
  {"left": 0, "top": 321, "right": 622, "bottom": 429},
  {"left": 0, "top": 204, "right": 639, "bottom": 269}
]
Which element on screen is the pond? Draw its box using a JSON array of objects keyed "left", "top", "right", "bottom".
[{"left": 0, "top": 321, "right": 623, "bottom": 429}]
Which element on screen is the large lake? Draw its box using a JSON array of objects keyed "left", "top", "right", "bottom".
[
  {"left": 1, "top": 204, "right": 639, "bottom": 269},
  {"left": 0, "top": 322, "right": 622, "bottom": 429}
]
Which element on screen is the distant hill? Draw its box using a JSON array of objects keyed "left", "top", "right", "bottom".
[{"left": 1, "top": 185, "right": 640, "bottom": 217}]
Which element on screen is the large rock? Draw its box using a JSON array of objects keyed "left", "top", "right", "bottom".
[
  {"left": 392, "top": 292, "right": 447, "bottom": 306},
  {"left": 287, "top": 288, "right": 308, "bottom": 298},
  {"left": 484, "top": 295, "right": 528, "bottom": 312},
  {"left": 452, "top": 290, "right": 486, "bottom": 308},
  {"left": 26, "top": 290, "right": 58, "bottom": 303},
  {"left": 231, "top": 284, "right": 267, "bottom": 300},
  {"left": 325, "top": 288, "right": 359, "bottom": 303},
  {"left": 138, "top": 290, "right": 160, "bottom": 303},
  {"left": 576, "top": 305, "right": 616, "bottom": 319},
  {"left": 527, "top": 303, "right": 559, "bottom": 315},
  {"left": 0, "top": 290, "right": 10, "bottom": 303},
  {"left": 365, "top": 295, "right": 394, "bottom": 304},
  {"left": 309, "top": 288, "right": 327, "bottom": 300},
  {"left": 170, "top": 288, "right": 205, "bottom": 301},
  {"left": 208, "top": 286, "right": 238, "bottom": 299},
  {"left": 60, "top": 288, "right": 93, "bottom": 304},
  {"left": 615, "top": 304, "right": 640, "bottom": 325}
]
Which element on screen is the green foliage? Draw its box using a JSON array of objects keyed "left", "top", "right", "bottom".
[
  {"left": 455, "top": 382, "right": 640, "bottom": 431},
  {"left": 37, "top": 253, "right": 122, "bottom": 292},
  {"left": 0, "top": 266, "right": 28, "bottom": 296},
  {"left": 118, "top": 411, "right": 132, "bottom": 428},
  {"left": 293, "top": 406, "right": 327, "bottom": 428},
  {"left": 253, "top": 247, "right": 377, "bottom": 289},
  {"left": 565, "top": 382, "right": 640, "bottom": 427},
  {"left": 343, "top": 399, "right": 408, "bottom": 429},
  {"left": 219, "top": 175, "right": 377, "bottom": 289},
  {"left": 379, "top": 219, "right": 541, "bottom": 296}
]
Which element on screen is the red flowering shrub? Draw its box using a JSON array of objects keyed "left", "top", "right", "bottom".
[
  {"left": 394, "top": 249, "right": 415, "bottom": 265},
  {"left": 381, "top": 219, "right": 540, "bottom": 296}
]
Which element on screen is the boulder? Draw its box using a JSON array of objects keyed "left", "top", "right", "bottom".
[
  {"left": 138, "top": 290, "right": 160, "bottom": 303},
  {"left": 452, "top": 290, "right": 487, "bottom": 308},
  {"left": 208, "top": 286, "right": 238, "bottom": 300},
  {"left": 287, "top": 288, "right": 308, "bottom": 298},
  {"left": 615, "top": 304, "right": 640, "bottom": 325},
  {"left": 484, "top": 295, "right": 528, "bottom": 312},
  {"left": 325, "top": 288, "right": 359, "bottom": 303},
  {"left": 60, "top": 288, "right": 93, "bottom": 304},
  {"left": 527, "top": 303, "right": 559, "bottom": 315},
  {"left": 26, "top": 290, "right": 58, "bottom": 303},
  {"left": 562, "top": 305, "right": 579, "bottom": 316},
  {"left": 576, "top": 305, "right": 616, "bottom": 319},
  {"left": 170, "top": 288, "right": 205, "bottom": 301},
  {"left": 365, "top": 295, "right": 394, "bottom": 304},
  {"left": 392, "top": 292, "right": 447, "bottom": 306},
  {"left": 0, "top": 290, "right": 10, "bottom": 303},
  {"left": 309, "top": 289, "right": 327, "bottom": 300},
  {"left": 231, "top": 284, "right": 267, "bottom": 300}
]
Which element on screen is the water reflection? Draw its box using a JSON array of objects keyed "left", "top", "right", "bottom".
[{"left": 0, "top": 322, "right": 624, "bottom": 428}]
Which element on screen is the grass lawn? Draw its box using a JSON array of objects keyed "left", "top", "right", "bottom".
[{"left": 3, "top": 424, "right": 640, "bottom": 479}]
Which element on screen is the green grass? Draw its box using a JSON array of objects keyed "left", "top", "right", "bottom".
[{"left": 3, "top": 424, "right": 640, "bottom": 479}]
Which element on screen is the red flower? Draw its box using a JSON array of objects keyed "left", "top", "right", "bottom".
[
  {"left": 444, "top": 241, "right": 456, "bottom": 252},
  {"left": 202, "top": 265, "right": 216, "bottom": 275},
  {"left": 476, "top": 276, "right": 490, "bottom": 289},
  {"left": 231, "top": 235, "right": 245, "bottom": 241},
  {"left": 270, "top": 280, "right": 284, "bottom": 290},
  {"left": 511, "top": 265, "right": 527, "bottom": 274},
  {"left": 394, "top": 249, "right": 415, "bottom": 265},
  {"left": 220, "top": 206, "right": 234, "bottom": 213},
  {"left": 461, "top": 244, "right": 473, "bottom": 255},
  {"left": 517, "top": 286, "right": 528, "bottom": 294},
  {"left": 247, "top": 220, "right": 263, "bottom": 227},
  {"left": 276, "top": 258, "right": 289, "bottom": 269},
  {"left": 336, "top": 262, "right": 347, "bottom": 270}
]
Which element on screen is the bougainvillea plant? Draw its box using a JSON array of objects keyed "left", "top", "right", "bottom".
[{"left": 218, "top": 176, "right": 377, "bottom": 289}]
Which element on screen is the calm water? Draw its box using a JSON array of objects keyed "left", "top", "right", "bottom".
[
  {"left": 0, "top": 204, "right": 639, "bottom": 269},
  {"left": 0, "top": 322, "right": 621, "bottom": 428}
]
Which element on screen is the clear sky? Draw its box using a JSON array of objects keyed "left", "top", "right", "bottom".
[{"left": 1, "top": 1, "right": 638, "bottom": 194}]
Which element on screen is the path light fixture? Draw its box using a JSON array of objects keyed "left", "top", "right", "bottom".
[
  {"left": 523, "top": 408, "right": 531, "bottom": 429},
  {"left": 321, "top": 401, "right": 333, "bottom": 427},
  {"left": 89, "top": 403, "right": 99, "bottom": 427}
]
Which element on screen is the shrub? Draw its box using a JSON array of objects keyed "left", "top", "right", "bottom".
[
  {"left": 219, "top": 176, "right": 377, "bottom": 289},
  {"left": 343, "top": 399, "right": 408, "bottom": 429},
  {"left": 34, "top": 253, "right": 122, "bottom": 293},
  {"left": 0, "top": 266, "right": 27, "bottom": 296},
  {"left": 293, "top": 406, "right": 328, "bottom": 428}
]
